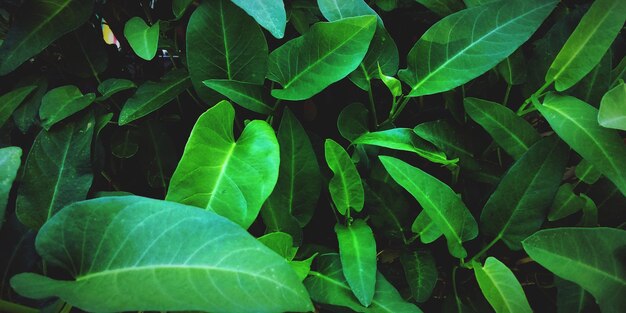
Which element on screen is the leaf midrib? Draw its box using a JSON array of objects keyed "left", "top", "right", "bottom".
[
  {"left": 125, "top": 74, "right": 190, "bottom": 120},
  {"left": 478, "top": 264, "right": 516, "bottom": 313},
  {"left": 205, "top": 142, "right": 237, "bottom": 210}
]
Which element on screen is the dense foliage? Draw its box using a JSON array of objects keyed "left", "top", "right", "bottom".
[{"left": 0, "top": 0, "right": 625, "bottom": 312}]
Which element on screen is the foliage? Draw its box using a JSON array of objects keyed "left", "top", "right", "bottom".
[{"left": 0, "top": 0, "right": 624, "bottom": 312}]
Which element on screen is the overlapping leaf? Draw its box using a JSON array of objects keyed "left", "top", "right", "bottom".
[
  {"left": 336, "top": 220, "right": 377, "bottom": 306},
  {"left": 325, "top": 139, "right": 365, "bottom": 215}
]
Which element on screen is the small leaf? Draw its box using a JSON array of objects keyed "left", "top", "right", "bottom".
[
  {"left": 110, "top": 128, "right": 139, "bottom": 159},
  {"left": 598, "top": 81, "right": 626, "bottom": 131},
  {"left": 12, "top": 76, "right": 48, "bottom": 133},
  {"left": 325, "top": 139, "right": 365, "bottom": 215},
  {"left": 203, "top": 79, "right": 273, "bottom": 114},
  {"left": 291, "top": 253, "right": 317, "bottom": 281},
  {"left": 577, "top": 194, "right": 598, "bottom": 227},
  {"left": 548, "top": 184, "right": 585, "bottom": 222},
  {"left": 97, "top": 78, "right": 137, "bottom": 101},
  {"left": 350, "top": 26, "right": 399, "bottom": 91},
  {"left": 0, "top": 147, "right": 22, "bottom": 229},
  {"left": 378, "top": 63, "right": 402, "bottom": 96},
  {"left": 574, "top": 159, "right": 601, "bottom": 185},
  {"left": 0, "top": 86, "right": 37, "bottom": 128},
  {"left": 338, "top": 103, "right": 370, "bottom": 142},
  {"left": 172, "top": 0, "right": 193, "bottom": 19},
  {"left": 411, "top": 211, "right": 443, "bottom": 244},
  {"left": 473, "top": 257, "right": 532, "bottom": 313},
  {"left": 400, "top": 250, "right": 437, "bottom": 303},
  {"left": 124, "top": 17, "right": 160, "bottom": 61},
  {"left": 258, "top": 232, "right": 298, "bottom": 260},
  {"left": 336, "top": 219, "right": 377, "bottom": 306},
  {"left": 231, "top": 0, "right": 287, "bottom": 39},
  {"left": 39, "top": 85, "right": 95, "bottom": 130}
]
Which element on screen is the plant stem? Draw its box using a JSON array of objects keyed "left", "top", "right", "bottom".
[
  {"left": 452, "top": 266, "right": 463, "bottom": 313},
  {"left": 517, "top": 80, "right": 552, "bottom": 114},
  {"left": 463, "top": 235, "right": 501, "bottom": 267},
  {"left": 0, "top": 300, "right": 38, "bottom": 313},
  {"left": 367, "top": 85, "right": 378, "bottom": 127},
  {"left": 503, "top": 84, "right": 512, "bottom": 107}
]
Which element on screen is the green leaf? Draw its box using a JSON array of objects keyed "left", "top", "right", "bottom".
[
  {"left": 399, "top": 0, "right": 557, "bottom": 97},
  {"left": 574, "top": 159, "right": 601, "bottom": 185},
  {"left": 16, "top": 113, "right": 94, "bottom": 229},
  {"left": 263, "top": 108, "right": 321, "bottom": 230},
  {"left": 380, "top": 156, "right": 477, "bottom": 258},
  {"left": 202, "top": 79, "right": 273, "bottom": 114},
  {"left": 336, "top": 219, "right": 377, "bottom": 306},
  {"left": 38, "top": 85, "right": 95, "bottom": 131},
  {"left": 172, "top": 0, "right": 193, "bottom": 19},
  {"left": 554, "top": 277, "right": 597, "bottom": 313},
  {"left": 0, "top": 0, "right": 94, "bottom": 75},
  {"left": 97, "top": 78, "right": 137, "bottom": 101},
  {"left": 400, "top": 251, "right": 437, "bottom": 303},
  {"left": 522, "top": 227, "right": 626, "bottom": 313},
  {"left": 365, "top": 181, "right": 411, "bottom": 241},
  {"left": 186, "top": 0, "right": 268, "bottom": 103},
  {"left": 354, "top": 128, "right": 457, "bottom": 166},
  {"left": 545, "top": 0, "right": 626, "bottom": 91},
  {"left": 378, "top": 63, "right": 402, "bottom": 96},
  {"left": 338, "top": 103, "right": 370, "bottom": 141},
  {"left": 231, "top": 0, "right": 287, "bottom": 39},
  {"left": 12, "top": 76, "right": 48, "bottom": 133},
  {"left": 415, "top": 0, "right": 464, "bottom": 16},
  {"left": 166, "top": 101, "right": 279, "bottom": 229},
  {"left": 577, "top": 194, "right": 598, "bottom": 227},
  {"left": 258, "top": 232, "right": 298, "bottom": 260},
  {"left": 59, "top": 25, "right": 108, "bottom": 78},
  {"left": 480, "top": 137, "right": 568, "bottom": 249},
  {"left": 537, "top": 93, "right": 626, "bottom": 196},
  {"left": 571, "top": 50, "right": 612, "bottom": 106},
  {"left": 325, "top": 139, "right": 365, "bottom": 215},
  {"left": 110, "top": 128, "right": 139, "bottom": 159},
  {"left": 497, "top": 49, "right": 527, "bottom": 86},
  {"left": 548, "top": 183, "right": 585, "bottom": 222},
  {"left": 464, "top": 97, "right": 540, "bottom": 159},
  {"left": 0, "top": 147, "right": 22, "bottom": 229},
  {"left": 268, "top": 16, "right": 377, "bottom": 100},
  {"left": 119, "top": 69, "right": 191, "bottom": 125},
  {"left": 0, "top": 86, "right": 37, "bottom": 128},
  {"left": 124, "top": 17, "right": 159, "bottom": 61},
  {"left": 598, "top": 81, "right": 626, "bottom": 131},
  {"left": 318, "top": 0, "right": 380, "bottom": 23},
  {"left": 473, "top": 257, "right": 532, "bottom": 313},
  {"left": 291, "top": 253, "right": 317, "bottom": 281},
  {"left": 412, "top": 211, "right": 443, "bottom": 244},
  {"left": 10, "top": 196, "right": 313, "bottom": 313}
]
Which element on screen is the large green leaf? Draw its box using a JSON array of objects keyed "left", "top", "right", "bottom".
[
  {"left": 119, "top": 69, "right": 191, "bottom": 125},
  {"left": 39, "top": 85, "right": 95, "bottom": 130},
  {"left": 166, "top": 101, "right": 279, "bottom": 229},
  {"left": 16, "top": 113, "right": 94, "bottom": 229},
  {"left": 464, "top": 98, "right": 540, "bottom": 159},
  {"left": 480, "top": 136, "right": 568, "bottom": 249},
  {"left": 231, "top": 0, "right": 287, "bottom": 39},
  {"left": 12, "top": 76, "right": 48, "bottom": 133},
  {"left": 415, "top": 0, "right": 463, "bottom": 16},
  {"left": 380, "top": 156, "right": 477, "bottom": 258},
  {"left": 473, "top": 257, "right": 532, "bottom": 313},
  {"left": 268, "top": 16, "right": 377, "bottom": 100},
  {"left": 124, "top": 17, "right": 159, "bottom": 61},
  {"left": 0, "top": 0, "right": 94, "bottom": 75},
  {"left": 522, "top": 227, "right": 626, "bottom": 313},
  {"left": 598, "top": 81, "right": 626, "bottom": 131},
  {"left": 186, "top": 0, "right": 268, "bottom": 103},
  {"left": 545, "top": 0, "right": 626, "bottom": 91},
  {"left": 0, "top": 147, "right": 22, "bottom": 229},
  {"left": 325, "top": 139, "right": 365, "bottom": 216},
  {"left": 0, "top": 86, "right": 36, "bottom": 128},
  {"left": 537, "top": 93, "right": 626, "bottom": 196},
  {"left": 10, "top": 196, "right": 313, "bottom": 313},
  {"left": 548, "top": 183, "right": 585, "bottom": 222},
  {"left": 203, "top": 79, "right": 273, "bottom": 114},
  {"left": 400, "top": 251, "right": 437, "bottom": 303},
  {"left": 336, "top": 219, "right": 377, "bottom": 306},
  {"left": 399, "top": 0, "right": 557, "bottom": 97}
]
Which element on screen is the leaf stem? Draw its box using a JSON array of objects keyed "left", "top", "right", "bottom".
[
  {"left": 517, "top": 80, "right": 552, "bottom": 115},
  {"left": 503, "top": 84, "right": 512, "bottom": 107},
  {"left": 452, "top": 266, "right": 463, "bottom": 312},
  {"left": 463, "top": 235, "right": 501, "bottom": 268},
  {"left": 0, "top": 299, "right": 38, "bottom": 313},
  {"left": 367, "top": 85, "right": 378, "bottom": 127}
]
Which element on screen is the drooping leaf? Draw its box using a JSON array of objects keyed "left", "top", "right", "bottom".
[
  {"left": 0, "top": 0, "right": 94, "bottom": 75},
  {"left": 119, "top": 69, "right": 191, "bottom": 125},
  {"left": 537, "top": 93, "right": 626, "bottom": 196},
  {"left": 400, "top": 250, "right": 437, "bottom": 303},
  {"left": 0, "top": 86, "right": 36, "bottom": 128},
  {"left": 124, "top": 17, "right": 160, "bottom": 61},
  {"left": 380, "top": 156, "right": 477, "bottom": 258},
  {"left": 231, "top": 0, "right": 287, "bottom": 39},
  {"left": 412, "top": 211, "right": 443, "bottom": 244},
  {"left": 598, "top": 81, "right": 626, "bottom": 131},
  {"left": 336, "top": 219, "right": 377, "bottom": 306},
  {"left": 548, "top": 183, "right": 586, "bottom": 222},
  {"left": 522, "top": 227, "right": 626, "bottom": 313},
  {"left": 166, "top": 101, "right": 279, "bottom": 229},
  {"left": 574, "top": 159, "right": 601, "bottom": 185},
  {"left": 545, "top": 0, "right": 626, "bottom": 91},
  {"left": 203, "top": 79, "right": 273, "bottom": 114},
  {"left": 497, "top": 49, "right": 527, "bottom": 86},
  {"left": 464, "top": 97, "right": 540, "bottom": 159},
  {"left": 10, "top": 196, "right": 313, "bottom": 313},
  {"left": 325, "top": 139, "right": 365, "bottom": 215},
  {"left": 97, "top": 78, "right": 137, "bottom": 101},
  {"left": 16, "top": 113, "right": 94, "bottom": 229},
  {"left": 268, "top": 16, "right": 377, "bottom": 100},
  {"left": 399, "top": 0, "right": 557, "bottom": 97},
  {"left": 480, "top": 137, "right": 568, "bottom": 249},
  {"left": 415, "top": 0, "right": 463, "bottom": 16},
  {"left": 38, "top": 85, "right": 95, "bottom": 131},
  {"left": 12, "top": 75, "right": 48, "bottom": 133},
  {"left": 554, "top": 277, "right": 597, "bottom": 313},
  {"left": 258, "top": 232, "right": 298, "bottom": 260},
  {"left": 0, "top": 147, "right": 22, "bottom": 229},
  {"left": 186, "top": 0, "right": 268, "bottom": 103},
  {"left": 473, "top": 257, "right": 532, "bottom": 313},
  {"left": 338, "top": 103, "right": 370, "bottom": 142},
  {"left": 172, "top": 0, "right": 194, "bottom": 19}
]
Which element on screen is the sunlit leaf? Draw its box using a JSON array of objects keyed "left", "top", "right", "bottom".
[
  {"left": 598, "top": 81, "right": 626, "bottom": 131},
  {"left": 473, "top": 257, "right": 532, "bottom": 313},
  {"left": 325, "top": 139, "right": 365, "bottom": 215}
]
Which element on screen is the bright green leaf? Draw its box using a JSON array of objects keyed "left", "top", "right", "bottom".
[
  {"left": 258, "top": 232, "right": 298, "bottom": 260},
  {"left": 291, "top": 253, "right": 317, "bottom": 281},
  {"left": 39, "top": 85, "right": 95, "bottom": 130},
  {"left": 598, "top": 81, "right": 626, "bottom": 131},
  {"left": 203, "top": 79, "right": 273, "bottom": 114},
  {"left": 412, "top": 211, "right": 443, "bottom": 244},
  {"left": 336, "top": 219, "right": 377, "bottom": 306},
  {"left": 338, "top": 103, "right": 370, "bottom": 141},
  {"left": 0, "top": 86, "right": 36, "bottom": 128},
  {"left": 400, "top": 250, "right": 437, "bottom": 303},
  {"left": 231, "top": 0, "right": 287, "bottom": 39},
  {"left": 473, "top": 257, "right": 532, "bottom": 313},
  {"left": 377, "top": 63, "right": 402, "bottom": 97},
  {"left": 325, "top": 139, "right": 365, "bottom": 215},
  {"left": 0, "top": 147, "right": 22, "bottom": 230},
  {"left": 575, "top": 159, "right": 601, "bottom": 185},
  {"left": 318, "top": 0, "right": 380, "bottom": 24},
  {"left": 124, "top": 17, "right": 160, "bottom": 61}
]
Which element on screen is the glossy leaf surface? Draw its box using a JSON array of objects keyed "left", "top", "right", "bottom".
[
  {"left": 39, "top": 86, "right": 95, "bottom": 130},
  {"left": 336, "top": 219, "right": 377, "bottom": 306},
  {"left": 124, "top": 17, "right": 159, "bottom": 60},
  {"left": 548, "top": 184, "right": 585, "bottom": 222},
  {"left": 473, "top": 257, "right": 532, "bottom": 313}
]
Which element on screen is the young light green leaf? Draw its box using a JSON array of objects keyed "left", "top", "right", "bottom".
[
  {"left": 380, "top": 156, "right": 477, "bottom": 258},
  {"left": 231, "top": 0, "right": 287, "bottom": 39},
  {"left": 172, "top": 0, "right": 193, "bottom": 19},
  {"left": 575, "top": 159, "right": 601, "bottom": 185},
  {"left": 480, "top": 137, "right": 568, "bottom": 249},
  {"left": 378, "top": 63, "right": 402, "bottom": 97},
  {"left": 258, "top": 232, "right": 298, "bottom": 260},
  {"left": 268, "top": 16, "right": 377, "bottom": 100},
  {"left": 336, "top": 219, "right": 377, "bottom": 306},
  {"left": 522, "top": 227, "right": 626, "bottom": 313},
  {"left": 0, "top": 86, "right": 36, "bottom": 128},
  {"left": 598, "top": 81, "right": 626, "bottom": 131},
  {"left": 464, "top": 97, "right": 540, "bottom": 159},
  {"left": 548, "top": 184, "right": 585, "bottom": 222},
  {"left": 12, "top": 76, "right": 48, "bottom": 133},
  {"left": 400, "top": 251, "right": 437, "bottom": 303},
  {"left": 186, "top": 0, "right": 268, "bottom": 103},
  {"left": 202, "top": 79, "right": 273, "bottom": 114},
  {"left": 0, "top": 147, "right": 22, "bottom": 229},
  {"left": 97, "top": 78, "right": 136, "bottom": 101},
  {"left": 497, "top": 49, "right": 527, "bottom": 86},
  {"left": 545, "top": 0, "right": 626, "bottom": 91},
  {"left": 415, "top": 0, "right": 463, "bottom": 16},
  {"left": 537, "top": 93, "right": 626, "bottom": 196},
  {"left": 554, "top": 277, "right": 597, "bottom": 313},
  {"left": 119, "top": 69, "right": 191, "bottom": 125},
  {"left": 124, "top": 17, "right": 159, "bottom": 61},
  {"left": 399, "top": 0, "right": 557, "bottom": 97},
  {"left": 39, "top": 85, "right": 95, "bottom": 130},
  {"left": 350, "top": 26, "right": 399, "bottom": 91},
  {"left": 325, "top": 139, "right": 365, "bottom": 215},
  {"left": 411, "top": 211, "right": 443, "bottom": 244},
  {"left": 338, "top": 103, "right": 370, "bottom": 141},
  {"left": 0, "top": 0, "right": 94, "bottom": 75},
  {"left": 473, "top": 257, "right": 532, "bottom": 313},
  {"left": 291, "top": 253, "right": 317, "bottom": 281},
  {"left": 166, "top": 101, "right": 279, "bottom": 229},
  {"left": 11, "top": 196, "right": 313, "bottom": 313},
  {"left": 16, "top": 113, "right": 94, "bottom": 229}
]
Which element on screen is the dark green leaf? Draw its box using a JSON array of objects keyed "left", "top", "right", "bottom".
[
  {"left": 336, "top": 219, "right": 377, "bottom": 306},
  {"left": 97, "top": 78, "right": 137, "bottom": 101},
  {"left": 548, "top": 183, "right": 585, "bottom": 222},
  {"left": 0, "top": 86, "right": 37, "bottom": 128},
  {"left": 338, "top": 103, "right": 370, "bottom": 141},
  {"left": 203, "top": 79, "right": 273, "bottom": 114},
  {"left": 415, "top": 0, "right": 464, "bottom": 16},
  {"left": 325, "top": 139, "right": 365, "bottom": 215},
  {"left": 554, "top": 277, "right": 597, "bottom": 313},
  {"left": 12, "top": 76, "right": 48, "bottom": 133},
  {"left": 571, "top": 50, "right": 612, "bottom": 106},
  {"left": 39, "top": 85, "right": 95, "bottom": 130},
  {"left": 365, "top": 181, "right": 411, "bottom": 241},
  {"left": 575, "top": 159, "right": 601, "bottom": 185},
  {"left": 172, "top": 0, "right": 193, "bottom": 19},
  {"left": 400, "top": 250, "right": 437, "bottom": 303},
  {"left": 497, "top": 49, "right": 527, "bottom": 86},
  {"left": 0, "top": 147, "right": 22, "bottom": 229}
]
